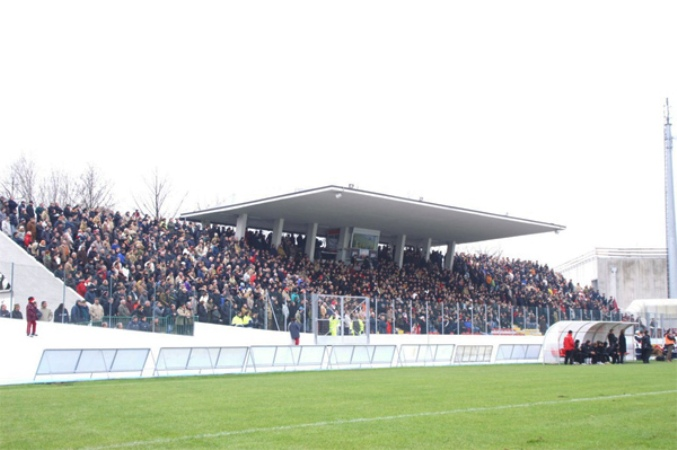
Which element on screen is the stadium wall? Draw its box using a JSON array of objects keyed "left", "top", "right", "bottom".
[{"left": 0, "top": 319, "right": 544, "bottom": 386}]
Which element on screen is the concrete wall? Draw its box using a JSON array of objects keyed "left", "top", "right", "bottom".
[
  {"left": 598, "top": 257, "right": 668, "bottom": 309},
  {"left": 0, "top": 319, "right": 544, "bottom": 386},
  {"left": 0, "top": 232, "right": 82, "bottom": 312},
  {"left": 557, "top": 248, "right": 668, "bottom": 310}
]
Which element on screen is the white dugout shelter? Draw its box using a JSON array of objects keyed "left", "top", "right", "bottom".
[{"left": 541, "top": 320, "right": 636, "bottom": 364}]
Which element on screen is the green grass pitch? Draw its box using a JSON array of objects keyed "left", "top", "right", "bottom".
[{"left": 1, "top": 362, "right": 675, "bottom": 449}]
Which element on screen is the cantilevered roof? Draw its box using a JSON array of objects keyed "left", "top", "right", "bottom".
[{"left": 180, "top": 185, "right": 565, "bottom": 248}]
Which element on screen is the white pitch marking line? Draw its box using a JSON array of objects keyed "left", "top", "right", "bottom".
[{"left": 81, "top": 390, "right": 677, "bottom": 450}]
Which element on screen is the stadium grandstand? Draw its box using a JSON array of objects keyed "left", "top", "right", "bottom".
[
  {"left": 0, "top": 188, "right": 633, "bottom": 333},
  {"left": 0, "top": 188, "right": 646, "bottom": 384}
]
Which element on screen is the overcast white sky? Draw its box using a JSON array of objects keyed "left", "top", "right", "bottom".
[{"left": 1, "top": 1, "right": 676, "bottom": 268}]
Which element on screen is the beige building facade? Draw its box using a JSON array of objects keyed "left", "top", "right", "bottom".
[{"left": 556, "top": 248, "right": 668, "bottom": 311}]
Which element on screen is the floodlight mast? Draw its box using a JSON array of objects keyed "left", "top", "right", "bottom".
[{"left": 664, "top": 98, "right": 677, "bottom": 298}]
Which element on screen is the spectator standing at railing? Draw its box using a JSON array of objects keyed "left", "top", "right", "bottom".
[
  {"left": 166, "top": 303, "right": 177, "bottom": 333},
  {"left": 0, "top": 304, "right": 10, "bottom": 318},
  {"left": 102, "top": 296, "right": 117, "bottom": 317},
  {"left": 71, "top": 299, "right": 90, "bottom": 325},
  {"left": 89, "top": 298, "right": 104, "bottom": 324},
  {"left": 138, "top": 315, "right": 151, "bottom": 332},
  {"left": 176, "top": 302, "right": 193, "bottom": 334},
  {"left": 54, "top": 303, "right": 69, "bottom": 323},
  {"left": 11, "top": 303, "right": 23, "bottom": 319},
  {"left": 39, "top": 301, "right": 53, "bottom": 322},
  {"left": 117, "top": 299, "right": 131, "bottom": 317},
  {"left": 126, "top": 315, "right": 140, "bottom": 331}
]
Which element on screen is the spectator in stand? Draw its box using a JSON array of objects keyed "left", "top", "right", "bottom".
[
  {"left": 71, "top": 299, "right": 90, "bottom": 325},
  {"left": 166, "top": 303, "right": 177, "bottom": 333},
  {"left": 117, "top": 299, "right": 131, "bottom": 317},
  {"left": 138, "top": 315, "right": 151, "bottom": 332},
  {"left": 152, "top": 317, "right": 164, "bottom": 333},
  {"left": 126, "top": 315, "right": 141, "bottom": 331},
  {"left": 176, "top": 302, "right": 193, "bottom": 334},
  {"left": 89, "top": 298, "right": 104, "bottom": 324},
  {"left": 231, "top": 310, "right": 245, "bottom": 327},
  {"left": 0, "top": 303, "right": 11, "bottom": 318},
  {"left": 23, "top": 230, "right": 33, "bottom": 248},
  {"left": 11, "top": 303, "right": 23, "bottom": 319},
  {"left": 39, "top": 301, "right": 53, "bottom": 322},
  {"left": 54, "top": 303, "right": 69, "bottom": 323}
]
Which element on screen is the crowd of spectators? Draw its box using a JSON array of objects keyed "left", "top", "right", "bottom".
[{"left": 0, "top": 195, "right": 629, "bottom": 336}]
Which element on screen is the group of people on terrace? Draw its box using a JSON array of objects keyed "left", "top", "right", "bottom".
[{"left": 1, "top": 195, "right": 626, "bottom": 336}]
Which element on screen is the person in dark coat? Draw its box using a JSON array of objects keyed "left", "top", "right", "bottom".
[
  {"left": 289, "top": 316, "right": 301, "bottom": 345},
  {"left": 640, "top": 330, "right": 652, "bottom": 363},
  {"left": 11, "top": 304, "right": 23, "bottom": 319},
  {"left": 617, "top": 329, "right": 627, "bottom": 364},
  {"left": 607, "top": 329, "right": 618, "bottom": 364},
  {"left": 54, "top": 303, "right": 70, "bottom": 323}
]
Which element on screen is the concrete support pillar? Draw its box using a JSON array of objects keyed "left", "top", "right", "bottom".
[
  {"left": 305, "top": 223, "right": 318, "bottom": 262},
  {"left": 272, "top": 218, "right": 284, "bottom": 248},
  {"left": 337, "top": 227, "right": 351, "bottom": 262},
  {"left": 423, "top": 238, "right": 432, "bottom": 262},
  {"left": 610, "top": 266, "right": 618, "bottom": 301},
  {"left": 235, "top": 213, "right": 248, "bottom": 240},
  {"left": 395, "top": 234, "right": 406, "bottom": 268},
  {"left": 444, "top": 242, "right": 456, "bottom": 271}
]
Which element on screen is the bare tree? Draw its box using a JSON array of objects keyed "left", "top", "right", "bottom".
[
  {"left": 0, "top": 166, "right": 20, "bottom": 200},
  {"left": 1, "top": 154, "right": 38, "bottom": 201},
  {"left": 39, "top": 169, "right": 77, "bottom": 206},
  {"left": 134, "top": 167, "right": 187, "bottom": 220},
  {"left": 77, "top": 164, "right": 115, "bottom": 209}
]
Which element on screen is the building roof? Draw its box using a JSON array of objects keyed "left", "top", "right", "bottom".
[{"left": 180, "top": 185, "right": 565, "bottom": 248}]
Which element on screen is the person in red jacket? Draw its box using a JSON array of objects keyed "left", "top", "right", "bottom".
[
  {"left": 563, "top": 330, "right": 575, "bottom": 365},
  {"left": 26, "top": 296, "right": 39, "bottom": 337}
]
